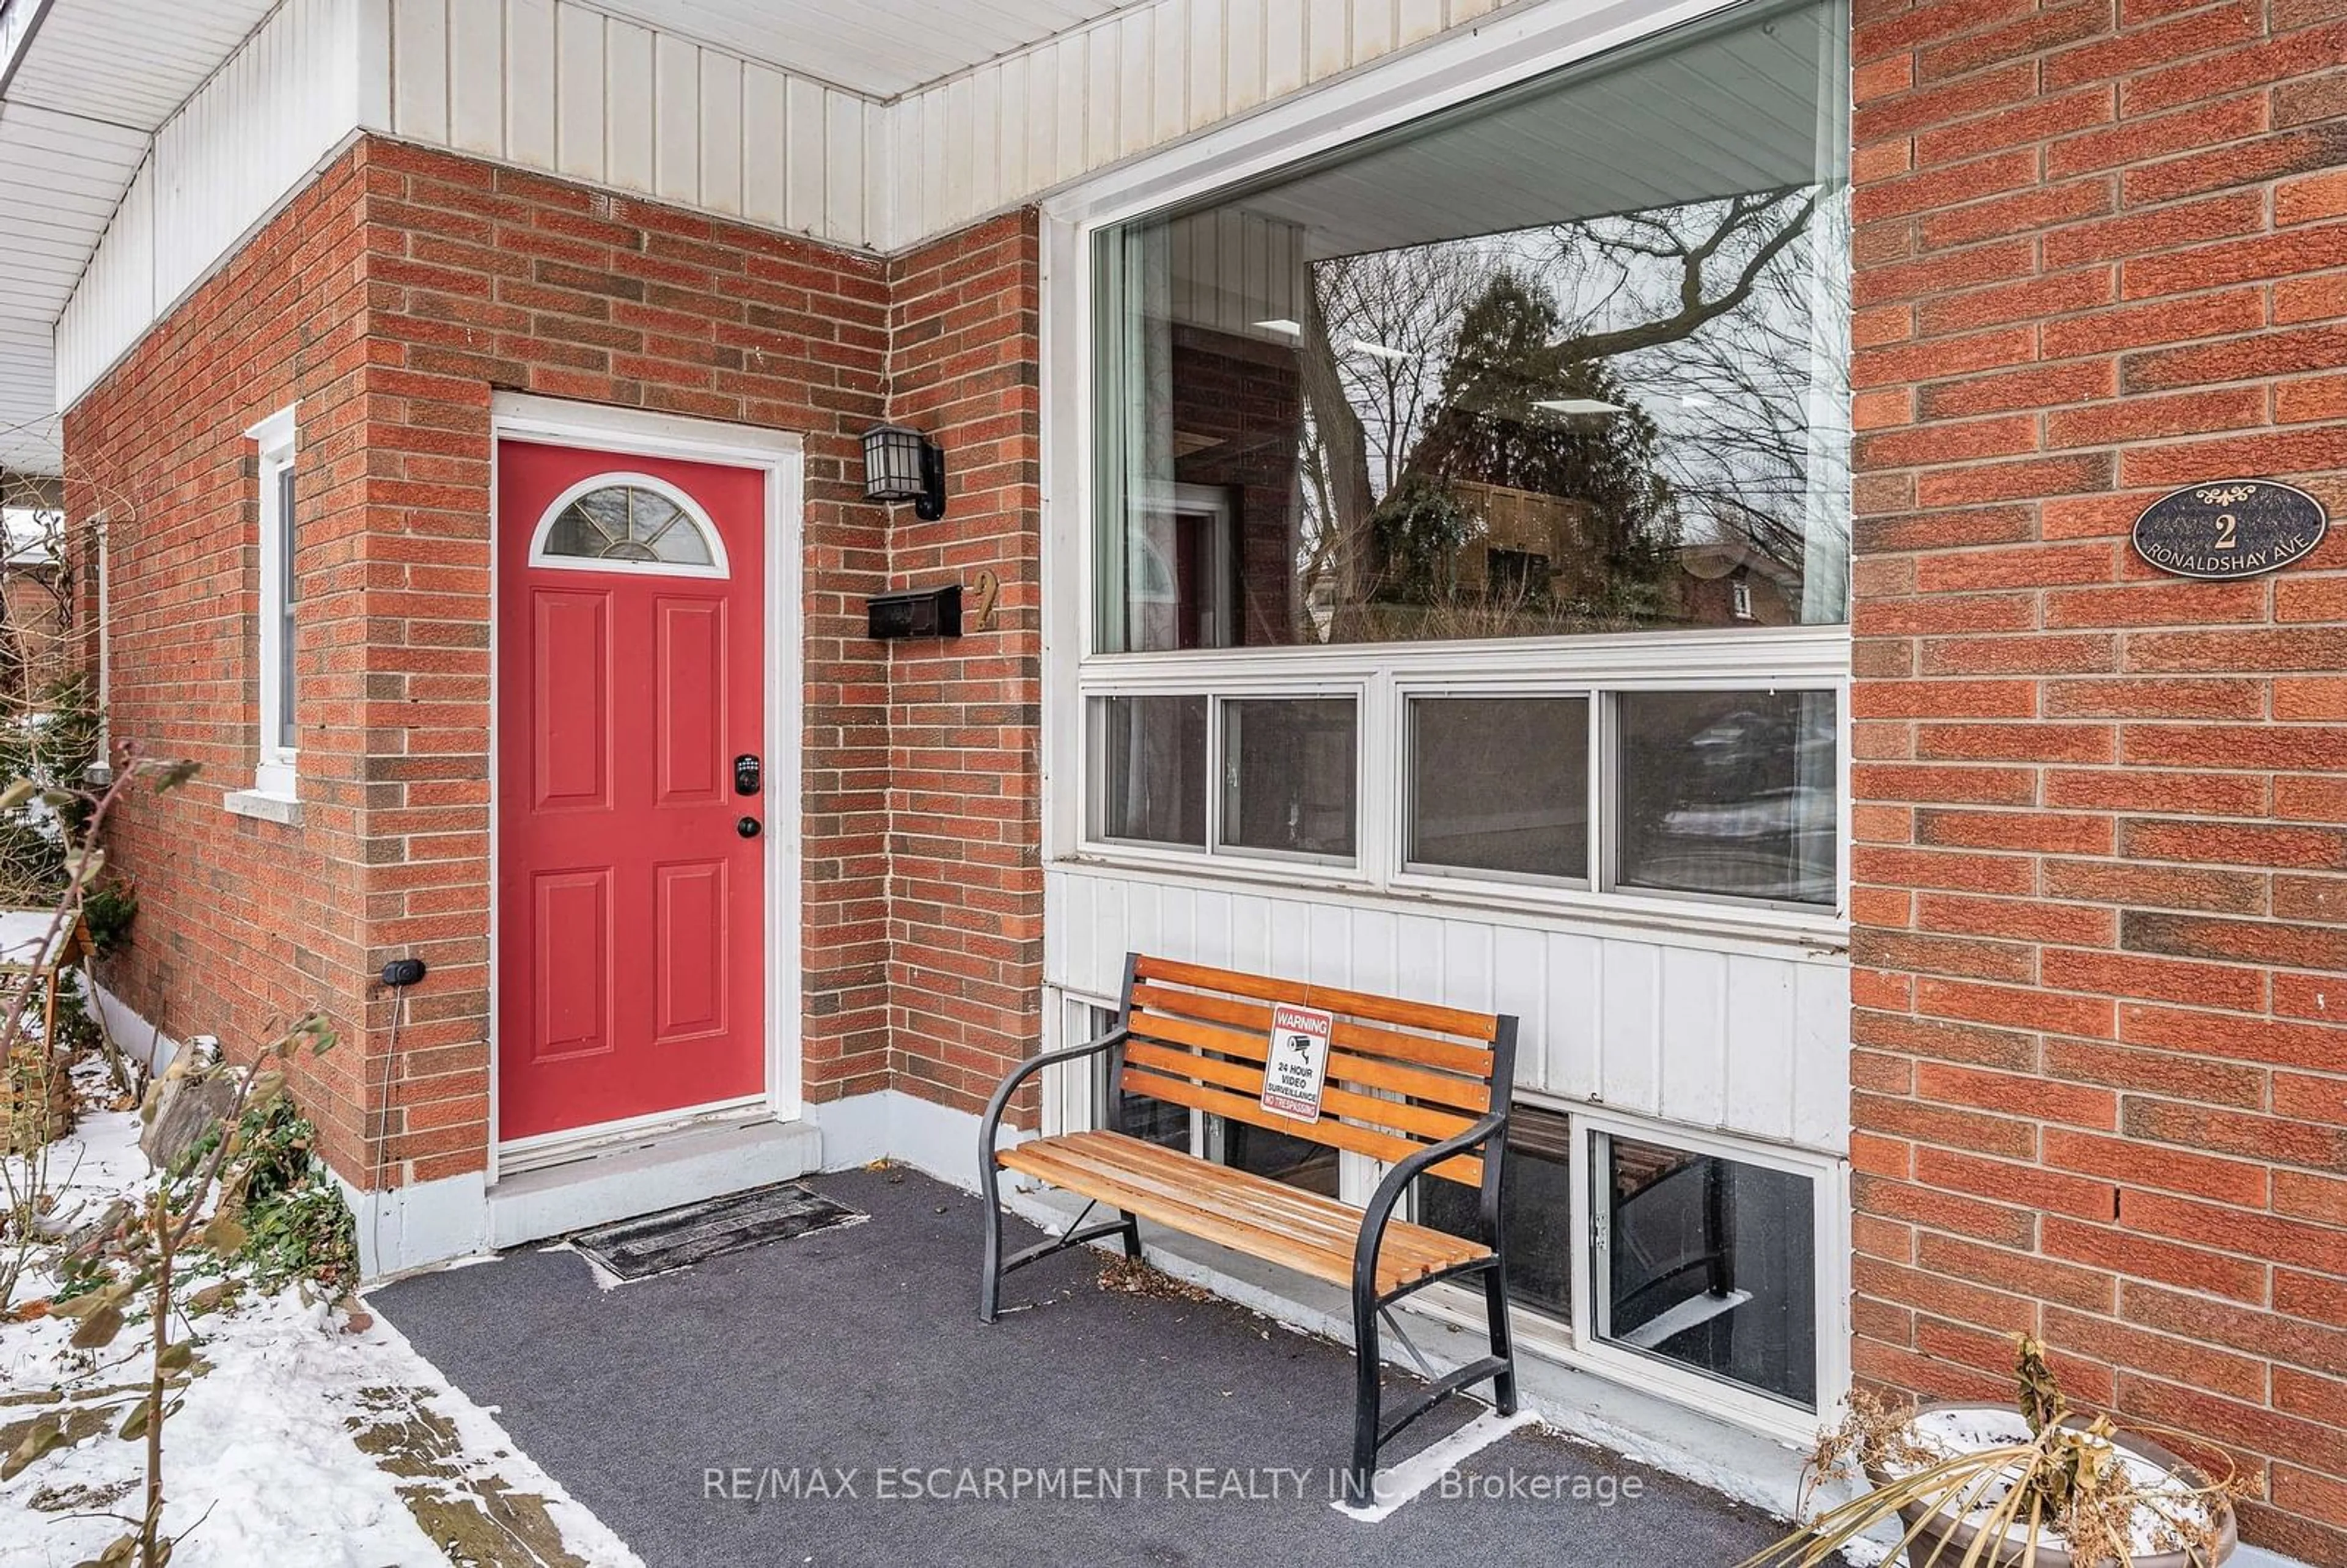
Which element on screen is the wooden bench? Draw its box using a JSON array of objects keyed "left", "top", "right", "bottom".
[{"left": 977, "top": 953, "right": 1520, "bottom": 1500}]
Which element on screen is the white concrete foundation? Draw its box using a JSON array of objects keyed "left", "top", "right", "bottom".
[{"left": 807, "top": 1086, "right": 1018, "bottom": 1190}]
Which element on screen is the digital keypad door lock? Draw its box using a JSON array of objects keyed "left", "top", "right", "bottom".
[{"left": 734, "top": 754, "right": 762, "bottom": 796}]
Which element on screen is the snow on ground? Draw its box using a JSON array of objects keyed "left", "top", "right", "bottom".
[{"left": 3, "top": 1073, "right": 642, "bottom": 1568}]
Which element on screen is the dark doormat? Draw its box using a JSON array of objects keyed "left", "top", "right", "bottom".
[{"left": 569, "top": 1182, "right": 865, "bottom": 1281}]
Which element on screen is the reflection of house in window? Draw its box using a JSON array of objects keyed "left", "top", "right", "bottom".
[
  {"left": 1677, "top": 526, "right": 1800, "bottom": 629},
  {"left": 1452, "top": 480, "right": 1598, "bottom": 609},
  {"left": 1126, "top": 484, "right": 1239, "bottom": 650}
]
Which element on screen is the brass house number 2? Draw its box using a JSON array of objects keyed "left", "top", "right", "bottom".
[{"left": 970, "top": 569, "right": 1001, "bottom": 631}]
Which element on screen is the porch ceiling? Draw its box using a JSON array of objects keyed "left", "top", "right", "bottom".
[
  {"left": 0, "top": 0, "right": 1153, "bottom": 477},
  {"left": 582, "top": 0, "right": 1142, "bottom": 101},
  {"left": 0, "top": 0, "right": 282, "bottom": 474}
]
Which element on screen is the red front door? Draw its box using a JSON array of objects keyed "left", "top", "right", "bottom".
[{"left": 496, "top": 439, "right": 767, "bottom": 1142}]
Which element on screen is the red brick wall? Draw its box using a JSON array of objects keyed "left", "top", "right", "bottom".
[
  {"left": 353, "top": 139, "right": 897, "bottom": 1182},
  {"left": 882, "top": 215, "right": 1045, "bottom": 1115},
  {"left": 2, "top": 566, "right": 75, "bottom": 703},
  {"left": 1848, "top": 3, "right": 2347, "bottom": 1561},
  {"left": 62, "top": 139, "right": 1051, "bottom": 1189},
  {"left": 66, "top": 141, "right": 1046, "bottom": 1187},
  {"left": 64, "top": 155, "right": 377, "bottom": 1174}
]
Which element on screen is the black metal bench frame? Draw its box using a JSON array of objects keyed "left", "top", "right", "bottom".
[{"left": 977, "top": 954, "right": 1519, "bottom": 1503}]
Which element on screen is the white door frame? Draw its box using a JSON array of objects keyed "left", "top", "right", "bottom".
[{"left": 485, "top": 392, "right": 805, "bottom": 1185}]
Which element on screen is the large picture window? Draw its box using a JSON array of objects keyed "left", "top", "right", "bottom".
[
  {"left": 1075, "top": 0, "right": 1850, "bottom": 922},
  {"left": 1092, "top": 0, "right": 1849, "bottom": 654}
]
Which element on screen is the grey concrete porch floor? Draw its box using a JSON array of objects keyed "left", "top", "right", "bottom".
[{"left": 371, "top": 1167, "right": 1788, "bottom": 1568}]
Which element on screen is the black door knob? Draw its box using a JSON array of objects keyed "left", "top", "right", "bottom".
[{"left": 737, "top": 816, "right": 762, "bottom": 838}]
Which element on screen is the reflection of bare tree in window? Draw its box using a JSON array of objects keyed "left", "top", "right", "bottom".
[
  {"left": 1322, "top": 249, "right": 1499, "bottom": 493},
  {"left": 1554, "top": 189, "right": 1845, "bottom": 606},
  {"left": 1378, "top": 272, "right": 1674, "bottom": 631},
  {"left": 1293, "top": 186, "right": 1826, "bottom": 642}
]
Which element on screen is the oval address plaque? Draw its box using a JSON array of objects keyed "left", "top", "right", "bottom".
[{"left": 2132, "top": 479, "right": 2328, "bottom": 581}]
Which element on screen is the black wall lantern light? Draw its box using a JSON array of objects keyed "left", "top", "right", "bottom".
[{"left": 861, "top": 423, "right": 947, "bottom": 521}]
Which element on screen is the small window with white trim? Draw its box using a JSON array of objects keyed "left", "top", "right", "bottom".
[
  {"left": 1592, "top": 1128, "right": 1818, "bottom": 1410},
  {"left": 1416, "top": 1101, "right": 1841, "bottom": 1433},
  {"left": 248, "top": 406, "right": 298, "bottom": 797}
]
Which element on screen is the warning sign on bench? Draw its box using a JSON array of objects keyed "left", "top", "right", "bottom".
[{"left": 1260, "top": 1003, "right": 1334, "bottom": 1122}]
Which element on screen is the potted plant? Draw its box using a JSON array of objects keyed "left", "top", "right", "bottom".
[{"left": 1746, "top": 1336, "right": 2244, "bottom": 1568}]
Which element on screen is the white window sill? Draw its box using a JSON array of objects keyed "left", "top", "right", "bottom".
[{"left": 223, "top": 789, "right": 303, "bottom": 827}]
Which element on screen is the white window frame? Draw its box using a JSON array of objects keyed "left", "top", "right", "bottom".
[
  {"left": 247, "top": 405, "right": 298, "bottom": 799},
  {"left": 1040, "top": 0, "right": 1854, "bottom": 950},
  {"left": 1408, "top": 1096, "right": 1849, "bottom": 1447},
  {"left": 1396, "top": 683, "right": 1598, "bottom": 893},
  {"left": 1571, "top": 1104, "right": 1848, "bottom": 1442},
  {"left": 1075, "top": 641, "right": 1849, "bottom": 936}
]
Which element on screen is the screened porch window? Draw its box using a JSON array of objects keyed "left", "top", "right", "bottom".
[{"left": 1078, "top": 0, "right": 1850, "bottom": 918}]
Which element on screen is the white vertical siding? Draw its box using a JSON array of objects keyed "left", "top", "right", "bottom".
[
  {"left": 699, "top": 51, "right": 744, "bottom": 216},
  {"left": 378, "top": 0, "right": 882, "bottom": 247},
  {"left": 602, "top": 18, "right": 656, "bottom": 194},
  {"left": 881, "top": 0, "right": 1508, "bottom": 243},
  {"left": 652, "top": 31, "right": 700, "bottom": 205},
  {"left": 504, "top": 0, "right": 559, "bottom": 170},
  {"left": 448, "top": 1, "right": 507, "bottom": 156},
  {"left": 1045, "top": 866, "right": 1853, "bottom": 1157},
  {"left": 552, "top": 2, "right": 605, "bottom": 182},
  {"left": 784, "top": 76, "right": 828, "bottom": 234},
  {"left": 741, "top": 64, "right": 792, "bottom": 227},
  {"left": 390, "top": 0, "right": 449, "bottom": 144},
  {"left": 50, "top": 162, "right": 155, "bottom": 405},
  {"left": 57, "top": 0, "right": 364, "bottom": 408}
]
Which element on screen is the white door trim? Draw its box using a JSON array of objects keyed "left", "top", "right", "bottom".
[{"left": 485, "top": 392, "right": 806, "bottom": 1188}]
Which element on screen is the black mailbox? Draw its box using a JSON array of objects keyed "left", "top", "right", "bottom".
[{"left": 867, "top": 583, "right": 962, "bottom": 640}]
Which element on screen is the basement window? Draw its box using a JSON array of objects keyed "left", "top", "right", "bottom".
[
  {"left": 1593, "top": 1129, "right": 1818, "bottom": 1409},
  {"left": 1416, "top": 1101, "right": 1839, "bottom": 1436}
]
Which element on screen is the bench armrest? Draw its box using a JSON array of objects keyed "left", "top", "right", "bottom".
[
  {"left": 1353, "top": 1110, "right": 1507, "bottom": 1306},
  {"left": 978, "top": 1025, "right": 1131, "bottom": 1176}
]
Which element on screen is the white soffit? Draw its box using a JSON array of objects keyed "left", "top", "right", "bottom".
[
  {"left": 0, "top": 0, "right": 281, "bottom": 472},
  {"left": 4, "top": 0, "right": 281, "bottom": 128},
  {"left": 580, "top": 0, "right": 1145, "bottom": 100},
  {"left": 0, "top": 98, "right": 148, "bottom": 471}
]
